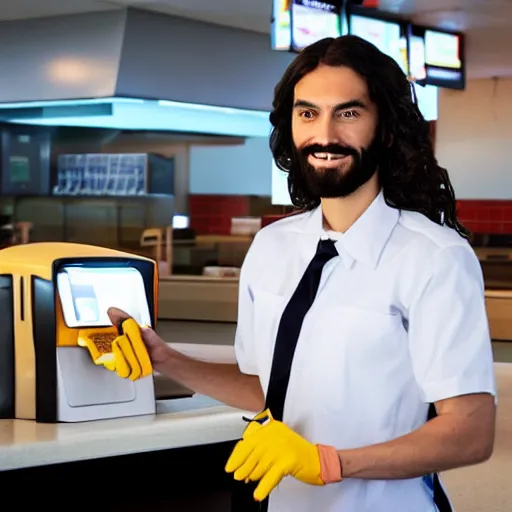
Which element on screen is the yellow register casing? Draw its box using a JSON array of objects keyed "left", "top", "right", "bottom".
[{"left": 0, "top": 242, "right": 158, "bottom": 423}]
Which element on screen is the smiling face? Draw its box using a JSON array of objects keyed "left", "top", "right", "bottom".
[{"left": 291, "top": 64, "right": 382, "bottom": 199}]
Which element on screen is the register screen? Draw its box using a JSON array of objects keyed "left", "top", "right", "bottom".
[{"left": 57, "top": 266, "right": 152, "bottom": 328}]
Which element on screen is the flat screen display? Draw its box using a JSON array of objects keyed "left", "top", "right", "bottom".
[
  {"left": 409, "top": 30, "right": 427, "bottom": 82},
  {"left": 425, "top": 29, "right": 461, "bottom": 69},
  {"left": 173, "top": 214, "right": 189, "bottom": 229},
  {"left": 291, "top": 0, "right": 342, "bottom": 51},
  {"left": 272, "top": 0, "right": 292, "bottom": 50},
  {"left": 57, "top": 266, "right": 152, "bottom": 329},
  {"left": 350, "top": 14, "right": 408, "bottom": 76},
  {"left": 418, "top": 27, "right": 464, "bottom": 89},
  {"left": 0, "top": 126, "right": 51, "bottom": 196}
]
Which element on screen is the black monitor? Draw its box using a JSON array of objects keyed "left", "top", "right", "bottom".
[
  {"left": 347, "top": 7, "right": 409, "bottom": 77},
  {"left": 408, "top": 24, "right": 428, "bottom": 84},
  {"left": 410, "top": 24, "right": 465, "bottom": 90},
  {"left": 271, "top": 0, "right": 292, "bottom": 51},
  {"left": 0, "top": 124, "right": 51, "bottom": 196},
  {"left": 271, "top": 0, "right": 346, "bottom": 52}
]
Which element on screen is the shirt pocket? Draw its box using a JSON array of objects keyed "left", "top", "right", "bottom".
[
  {"left": 305, "top": 305, "right": 407, "bottom": 397},
  {"left": 313, "top": 305, "right": 405, "bottom": 361}
]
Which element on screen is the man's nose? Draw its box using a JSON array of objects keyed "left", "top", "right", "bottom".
[{"left": 314, "top": 116, "right": 340, "bottom": 147}]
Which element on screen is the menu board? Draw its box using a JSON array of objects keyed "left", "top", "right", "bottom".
[
  {"left": 425, "top": 30, "right": 461, "bottom": 69},
  {"left": 272, "top": 0, "right": 292, "bottom": 50},
  {"left": 350, "top": 14, "right": 408, "bottom": 75},
  {"left": 292, "top": 0, "right": 342, "bottom": 51},
  {"left": 419, "top": 27, "right": 464, "bottom": 89},
  {"left": 409, "top": 31, "right": 427, "bottom": 82}
]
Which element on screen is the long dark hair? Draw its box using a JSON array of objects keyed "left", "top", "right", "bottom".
[{"left": 269, "top": 35, "right": 469, "bottom": 239}]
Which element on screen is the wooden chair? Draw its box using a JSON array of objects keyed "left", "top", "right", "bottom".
[
  {"left": 140, "top": 226, "right": 173, "bottom": 276},
  {"left": 16, "top": 222, "right": 33, "bottom": 244},
  {"left": 0, "top": 222, "right": 33, "bottom": 246}
]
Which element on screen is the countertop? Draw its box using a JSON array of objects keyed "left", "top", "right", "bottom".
[
  {"left": 160, "top": 274, "right": 239, "bottom": 283},
  {"left": 0, "top": 343, "right": 247, "bottom": 472},
  {"left": 485, "top": 289, "right": 512, "bottom": 298},
  {"left": 168, "top": 342, "right": 236, "bottom": 364}
]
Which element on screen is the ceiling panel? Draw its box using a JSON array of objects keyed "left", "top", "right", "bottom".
[
  {"left": 380, "top": 0, "right": 512, "bottom": 30},
  {"left": 110, "top": 0, "right": 271, "bottom": 33},
  {"left": 0, "top": 0, "right": 121, "bottom": 21}
]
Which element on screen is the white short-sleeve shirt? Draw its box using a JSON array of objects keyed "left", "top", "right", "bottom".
[{"left": 234, "top": 190, "right": 496, "bottom": 512}]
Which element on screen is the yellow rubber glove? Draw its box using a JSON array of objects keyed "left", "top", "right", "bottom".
[
  {"left": 78, "top": 318, "right": 153, "bottom": 381},
  {"left": 225, "top": 409, "right": 342, "bottom": 502},
  {"left": 111, "top": 318, "right": 153, "bottom": 380}
]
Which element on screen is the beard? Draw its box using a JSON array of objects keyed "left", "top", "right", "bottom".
[{"left": 290, "top": 134, "right": 382, "bottom": 200}]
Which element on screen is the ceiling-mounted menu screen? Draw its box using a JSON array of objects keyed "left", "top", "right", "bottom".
[
  {"left": 410, "top": 26, "right": 464, "bottom": 89},
  {"left": 425, "top": 29, "right": 462, "bottom": 69},
  {"left": 291, "top": 0, "right": 343, "bottom": 52},
  {"left": 408, "top": 25, "right": 427, "bottom": 83},
  {"left": 349, "top": 13, "right": 408, "bottom": 76},
  {"left": 271, "top": 0, "right": 292, "bottom": 50}
]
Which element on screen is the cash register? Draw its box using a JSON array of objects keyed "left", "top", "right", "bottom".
[{"left": 0, "top": 242, "right": 157, "bottom": 423}]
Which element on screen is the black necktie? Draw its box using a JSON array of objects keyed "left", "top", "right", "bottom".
[
  {"left": 265, "top": 238, "right": 339, "bottom": 422},
  {"left": 252, "top": 239, "right": 339, "bottom": 512}
]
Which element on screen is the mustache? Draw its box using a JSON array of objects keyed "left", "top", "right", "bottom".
[{"left": 300, "top": 143, "right": 359, "bottom": 158}]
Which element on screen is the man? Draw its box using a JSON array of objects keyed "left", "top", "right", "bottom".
[{"left": 109, "top": 35, "right": 496, "bottom": 511}]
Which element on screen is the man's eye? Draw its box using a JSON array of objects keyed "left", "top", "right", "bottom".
[
  {"left": 299, "top": 110, "right": 316, "bottom": 119},
  {"left": 338, "top": 110, "right": 359, "bottom": 119}
]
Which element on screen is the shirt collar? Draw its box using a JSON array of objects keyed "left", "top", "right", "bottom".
[{"left": 303, "top": 190, "right": 400, "bottom": 269}]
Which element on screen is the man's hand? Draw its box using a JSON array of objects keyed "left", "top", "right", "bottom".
[
  {"left": 110, "top": 317, "right": 153, "bottom": 380},
  {"left": 106, "top": 307, "right": 265, "bottom": 412},
  {"left": 107, "top": 307, "right": 172, "bottom": 371},
  {"left": 78, "top": 313, "right": 155, "bottom": 380},
  {"left": 225, "top": 409, "right": 342, "bottom": 502}
]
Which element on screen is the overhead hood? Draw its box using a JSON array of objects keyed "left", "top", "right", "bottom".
[
  {"left": 0, "top": 8, "right": 293, "bottom": 112},
  {"left": 0, "top": 97, "right": 271, "bottom": 137}
]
